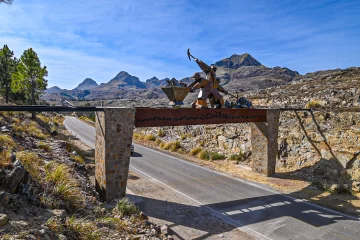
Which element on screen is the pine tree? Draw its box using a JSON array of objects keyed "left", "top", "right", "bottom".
[
  {"left": 12, "top": 48, "right": 48, "bottom": 119},
  {"left": 0, "top": 0, "right": 14, "bottom": 5},
  {"left": 0, "top": 44, "right": 17, "bottom": 103}
]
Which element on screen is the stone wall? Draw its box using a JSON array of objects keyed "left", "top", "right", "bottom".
[{"left": 134, "top": 110, "right": 360, "bottom": 176}]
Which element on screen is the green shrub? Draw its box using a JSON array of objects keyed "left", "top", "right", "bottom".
[
  {"left": 113, "top": 198, "right": 139, "bottom": 217},
  {"left": 210, "top": 152, "right": 226, "bottom": 160},
  {"left": 198, "top": 150, "right": 210, "bottom": 160},
  {"left": 229, "top": 152, "right": 245, "bottom": 162}
]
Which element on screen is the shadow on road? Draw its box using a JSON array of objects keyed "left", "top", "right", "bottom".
[
  {"left": 127, "top": 191, "right": 354, "bottom": 240},
  {"left": 131, "top": 152, "right": 143, "bottom": 158}
]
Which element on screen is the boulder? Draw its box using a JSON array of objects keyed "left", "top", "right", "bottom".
[
  {"left": 2, "top": 160, "right": 28, "bottom": 193},
  {"left": 0, "top": 214, "right": 8, "bottom": 226}
]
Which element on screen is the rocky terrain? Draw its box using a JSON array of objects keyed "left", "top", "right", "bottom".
[
  {"left": 0, "top": 106, "right": 174, "bottom": 240},
  {"left": 42, "top": 53, "right": 299, "bottom": 102}
]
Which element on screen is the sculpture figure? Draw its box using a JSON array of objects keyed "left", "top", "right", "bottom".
[{"left": 187, "top": 49, "right": 228, "bottom": 108}]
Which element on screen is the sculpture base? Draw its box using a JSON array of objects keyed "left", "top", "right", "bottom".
[{"left": 169, "top": 101, "right": 184, "bottom": 108}]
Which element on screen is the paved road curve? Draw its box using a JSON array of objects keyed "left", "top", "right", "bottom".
[{"left": 64, "top": 116, "right": 360, "bottom": 240}]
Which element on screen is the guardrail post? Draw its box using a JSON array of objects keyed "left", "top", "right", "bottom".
[
  {"left": 251, "top": 109, "right": 280, "bottom": 176},
  {"left": 95, "top": 108, "right": 135, "bottom": 202}
]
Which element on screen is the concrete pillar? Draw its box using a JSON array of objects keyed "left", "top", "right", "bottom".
[
  {"left": 251, "top": 109, "right": 280, "bottom": 176},
  {"left": 95, "top": 108, "right": 135, "bottom": 202}
]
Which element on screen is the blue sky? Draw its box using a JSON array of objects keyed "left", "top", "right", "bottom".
[{"left": 1, "top": 0, "right": 359, "bottom": 89}]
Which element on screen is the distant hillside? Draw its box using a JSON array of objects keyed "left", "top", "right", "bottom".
[{"left": 145, "top": 77, "right": 170, "bottom": 88}]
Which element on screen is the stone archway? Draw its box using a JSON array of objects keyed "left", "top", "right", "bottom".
[{"left": 95, "top": 108, "right": 280, "bottom": 202}]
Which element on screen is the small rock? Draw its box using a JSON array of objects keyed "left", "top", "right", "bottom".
[
  {"left": 139, "top": 211, "right": 148, "bottom": 220},
  {"left": 131, "top": 235, "right": 142, "bottom": 240},
  {"left": 27, "top": 234, "right": 37, "bottom": 240},
  {"left": 10, "top": 220, "right": 29, "bottom": 229},
  {"left": 72, "top": 151, "right": 77, "bottom": 155},
  {"left": 0, "top": 191, "right": 10, "bottom": 205},
  {"left": 58, "top": 234, "right": 67, "bottom": 240},
  {"left": 218, "top": 233, "right": 225, "bottom": 238},
  {"left": 39, "top": 229, "right": 46, "bottom": 234},
  {"left": 0, "top": 213, "right": 8, "bottom": 226},
  {"left": 44, "top": 234, "right": 51, "bottom": 240},
  {"left": 330, "top": 184, "right": 340, "bottom": 193},
  {"left": 52, "top": 209, "right": 66, "bottom": 220},
  {"left": 160, "top": 225, "right": 169, "bottom": 235},
  {"left": 1, "top": 126, "right": 9, "bottom": 132},
  {"left": 151, "top": 228, "right": 157, "bottom": 235},
  {"left": 352, "top": 181, "right": 360, "bottom": 192}
]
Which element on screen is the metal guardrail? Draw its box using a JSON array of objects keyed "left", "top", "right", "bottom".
[{"left": 0, "top": 105, "right": 104, "bottom": 112}]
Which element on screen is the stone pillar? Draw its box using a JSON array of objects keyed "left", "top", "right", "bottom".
[
  {"left": 251, "top": 109, "right": 280, "bottom": 176},
  {"left": 95, "top": 108, "right": 136, "bottom": 202}
]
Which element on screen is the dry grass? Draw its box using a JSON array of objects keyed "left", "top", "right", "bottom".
[
  {"left": 64, "top": 216, "right": 101, "bottom": 240},
  {"left": 12, "top": 120, "right": 48, "bottom": 139},
  {"left": 145, "top": 134, "right": 156, "bottom": 141},
  {"left": 71, "top": 154, "right": 85, "bottom": 164},
  {"left": 0, "top": 150, "right": 12, "bottom": 169},
  {"left": 305, "top": 99, "right": 324, "bottom": 108},
  {"left": 162, "top": 141, "right": 181, "bottom": 152},
  {"left": 44, "top": 161, "right": 84, "bottom": 209},
  {"left": 189, "top": 147, "right": 202, "bottom": 156},
  {"left": 157, "top": 129, "right": 165, "bottom": 137},
  {"left": 37, "top": 141, "right": 51, "bottom": 152},
  {"left": 180, "top": 134, "right": 188, "bottom": 140},
  {"left": 0, "top": 134, "right": 16, "bottom": 149},
  {"left": 16, "top": 151, "right": 41, "bottom": 179},
  {"left": 198, "top": 150, "right": 210, "bottom": 160},
  {"left": 133, "top": 133, "right": 144, "bottom": 140},
  {"left": 66, "top": 142, "right": 87, "bottom": 163}
]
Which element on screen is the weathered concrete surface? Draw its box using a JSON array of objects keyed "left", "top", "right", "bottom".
[
  {"left": 251, "top": 109, "right": 280, "bottom": 176},
  {"left": 95, "top": 108, "right": 136, "bottom": 202}
]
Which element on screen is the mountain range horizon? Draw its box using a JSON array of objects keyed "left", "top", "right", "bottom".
[
  {"left": 48, "top": 53, "right": 295, "bottom": 90},
  {"left": 43, "top": 52, "right": 356, "bottom": 102}
]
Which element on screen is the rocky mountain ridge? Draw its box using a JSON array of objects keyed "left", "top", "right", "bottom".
[{"left": 43, "top": 53, "right": 300, "bottom": 101}]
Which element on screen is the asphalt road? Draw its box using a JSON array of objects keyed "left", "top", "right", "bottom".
[{"left": 64, "top": 116, "right": 360, "bottom": 240}]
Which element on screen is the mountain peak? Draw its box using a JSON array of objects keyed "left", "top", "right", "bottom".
[
  {"left": 74, "top": 78, "right": 98, "bottom": 91},
  {"left": 215, "top": 53, "right": 262, "bottom": 69},
  {"left": 102, "top": 71, "right": 146, "bottom": 89},
  {"left": 146, "top": 77, "right": 159, "bottom": 83}
]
